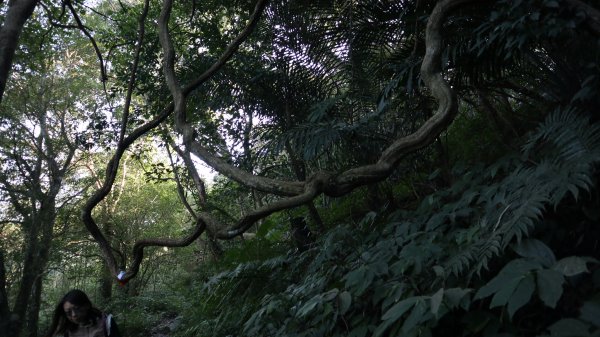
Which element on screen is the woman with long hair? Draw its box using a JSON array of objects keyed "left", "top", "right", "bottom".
[{"left": 45, "top": 289, "right": 122, "bottom": 337}]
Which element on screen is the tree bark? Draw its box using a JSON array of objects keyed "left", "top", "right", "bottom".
[
  {"left": 98, "top": 264, "right": 113, "bottom": 305},
  {"left": 0, "top": 0, "right": 39, "bottom": 103},
  {"left": 10, "top": 205, "right": 55, "bottom": 337},
  {"left": 24, "top": 274, "right": 43, "bottom": 337},
  {"left": 84, "top": 0, "right": 476, "bottom": 283},
  {"left": 0, "top": 249, "right": 11, "bottom": 337}
]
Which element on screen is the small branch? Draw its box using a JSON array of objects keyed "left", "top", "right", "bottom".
[
  {"left": 64, "top": 0, "right": 109, "bottom": 93},
  {"left": 170, "top": 142, "right": 207, "bottom": 204},
  {"left": 118, "top": 0, "right": 150, "bottom": 145},
  {"left": 39, "top": 2, "right": 78, "bottom": 29},
  {"left": 166, "top": 141, "right": 198, "bottom": 218},
  {"left": 123, "top": 217, "right": 207, "bottom": 281},
  {"left": 181, "top": 0, "right": 269, "bottom": 95},
  {"left": 215, "top": 172, "right": 325, "bottom": 239}
]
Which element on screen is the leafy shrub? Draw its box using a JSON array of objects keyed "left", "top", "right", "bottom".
[{"left": 175, "top": 108, "right": 600, "bottom": 337}]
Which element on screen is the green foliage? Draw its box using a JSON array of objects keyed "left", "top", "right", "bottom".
[
  {"left": 2, "top": 1, "right": 597, "bottom": 337},
  {"left": 171, "top": 108, "right": 600, "bottom": 337}
]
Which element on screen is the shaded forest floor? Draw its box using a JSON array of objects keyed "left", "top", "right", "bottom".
[{"left": 149, "top": 315, "right": 181, "bottom": 337}]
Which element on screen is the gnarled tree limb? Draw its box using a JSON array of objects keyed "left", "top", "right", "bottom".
[
  {"left": 155, "top": 0, "right": 472, "bottom": 255},
  {"left": 83, "top": 0, "right": 270, "bottom": 282},
  {"left": 0, "top": 0, "right": 39, "bottom": 103},
  {"left": 86, "top": 0, "right": 475, "bottom": 283}
]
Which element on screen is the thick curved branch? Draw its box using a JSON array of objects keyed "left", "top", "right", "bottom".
[
  {"left": 187, "top": 141, "right": 304, "bottom": 196},
  {"left": 159, "top": 0, "right": 303, "bottom": 196},
  {"left": 81, "top": 98, "right": 174, "bottom": 277},
  {"left": 80, "top": 0, "right": 173, "bottom": 276},
  {"left": 86, "top": 0, "right": 269, "bottom": 280},
  {"left": 160, "top": 0, "right": 270, "bottom": 134},
  {"left": 187, "top": 0, "right": 471, "bottom": 199},
  {"left": 324, "top": 0, "right": 472, "bottom": 196},
  {"left": 166, "top": 141, "right": 198, "bottom": 217},
  {"left": 0, "top": 0, "right": 39, "bottom": 103},
  {"left": 124, "top": 217, "right": 207, "bottom": 280},
  {"left": 181, "top": 0, "right": 269, "bottom": 95},
  {"left": 170, "top": 142, "right": 207, "bottom": 204},
  {"left": 95, "top": 0, "right": 472, "bottom": 283},
  {"left": 214, "top": 172, "right": 326, "bottom": 239}
]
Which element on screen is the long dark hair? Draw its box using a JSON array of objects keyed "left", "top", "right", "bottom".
[{"left": 44, "top": 289, "right": 102, "bottom": 337}]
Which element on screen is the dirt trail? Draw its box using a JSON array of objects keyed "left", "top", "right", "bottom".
[{"left": 149, "top": 315, "right": 181, "bottom": 337}]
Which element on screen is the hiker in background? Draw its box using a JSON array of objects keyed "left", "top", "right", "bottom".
[{"left": 45, "top": 289, "right": 122, "bottom": 337}]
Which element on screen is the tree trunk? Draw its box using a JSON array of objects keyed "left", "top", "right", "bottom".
[
  {"left": 98, "top": 264, "right": 113, "bottom": 305},
  {"left": 24, "top": 275, "right": 43, "bottom": 337},
  {"left": 0, "top": 249, "right": 12, "bottom": 337},
  {"left": 10, "top": 205, "right": 56, "bottom": 337},
  {"left": 284, "top": 142, "right": 325, "bottom": 232},
  {"left": 10, "top": 218, "right": 40, "bottom": 337},
  {"left": 0, "top": 0, "right": 39, "bottom": 102}
]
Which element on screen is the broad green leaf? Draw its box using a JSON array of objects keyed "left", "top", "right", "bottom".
[
  {"left": 373, "top": 319, "right": 395, "bottom": 337},
  {"left": 323, "top": 288, "right": 339, "bottom": 301},
  {"left": 513, "top": 239, "right": 556, "bottom": 267},
  {"left": 547, "top": 318, "right": 591, "bottom": 337},
  {"left": 430, "top": 288, "right": 444, "bottom": 316},
  {"left": 376, "top": 297, "right": 423, "bottom": 337},
  {"left": 507, "top": 273, "right": 535, "bottom": 319},
  {"left": 444, "top": 288, "right": 472, "bottom": 310},
  {"left": 580, "top": 298, "right": 600, "bottom": 327},
  {"left": 344, "top": 266, "right": 373, "bottom": 295},
  {"left": 536, "top": 269, "right": 564, "bottom": 308},
  {"left": 402, "top": 300, "right": 428, "bottom": 333},
  {"left": 297, "top": 295, "right": 322, "bottom": 318},
  {"left": 381, "top": 297, "right": 419, "bottom": 321},
  {"left": 490, "top": 277, "right": 521, "bottom": 308},
  {"left": 338, "top": 291, "right": 352, "bottom": 315},
  {"left": 348, "top": 325, "right": 369, "bottom": 337},
  {"left": 381, "top": 282, "right": 405, "bottom": 312},
  {"left": 475, "top": 258, "right": 541, "bottom": 300},
  {"left": 553, "top": 256, "right": 590, "bottom": 276}
]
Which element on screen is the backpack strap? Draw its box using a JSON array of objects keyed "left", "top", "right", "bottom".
[
  {"left": 100, "top": 313, "right": 112, "bottom": 337},
  {"left": 105, "top": 314, "right": 113, "bottom": 336}
]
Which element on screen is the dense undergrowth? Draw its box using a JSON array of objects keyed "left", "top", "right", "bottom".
[{"left": 110, "top": 108, "right": 600, "bottom": 337}]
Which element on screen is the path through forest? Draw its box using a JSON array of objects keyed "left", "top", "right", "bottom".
[{"left": 149, "top": 315, "right": 181, "bottom": 337}]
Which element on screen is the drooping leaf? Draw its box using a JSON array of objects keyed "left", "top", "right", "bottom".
[
  {"left": 553, "top": 256, "right": 591, "bottom": 276},
  {"left": 507, "top": 273, "right": 535, "bottom": 319},
  {"left": 338, "top": 291, "right": 352, "bottom": 315},
  {"left": 579, "top": 298, "right": 600, "bottom": 328},
  {"left": 489, "top": 277, "right": 521, "bottom": 309},
  {"left": 381, "top": 296, "right": 419, "bottom": 321},
  {"left": 512, "top": 239, "right": 556, "bottom": 267},
  {"left": 547, "top": 318, "right": 591, "bottom": 337},
  {"left": 475, "top": 258, "right": 541, "bottom": 300},
  {"left": 375, "top": 296, "right": 421, "bottom": 337},
  {"left": 430, "top": 288, "right": 444, "bottom": 316},
  {"left": 536, "top": 269, "right": 564, "bottom": 308},
  {"left": 444, "top": 288, "right": 472, "bottom": 310},
  {"left": 402, "top": 300, "right": 429, "bottom": 334}
]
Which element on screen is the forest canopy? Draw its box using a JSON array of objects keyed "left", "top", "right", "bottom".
[{"left": 1, "top": 0, "right": 599, "bottom": 337}]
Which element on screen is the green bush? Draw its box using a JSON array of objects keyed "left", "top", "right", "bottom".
[{"left": 174, "top": 108, "right": 600, "bottom": 337}]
